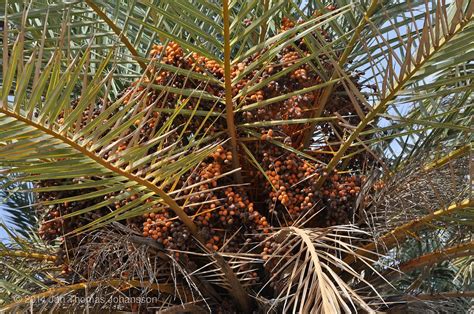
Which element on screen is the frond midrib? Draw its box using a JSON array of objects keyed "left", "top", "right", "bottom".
[
  {"left": 315, "top": 12, "right": 473, "bottom": 189},
  {"left": 345, "top": 199, "right": 471, "bottom": 267},
  {"left": 0, "top": 106, "right": 200, "bottom": 237}
]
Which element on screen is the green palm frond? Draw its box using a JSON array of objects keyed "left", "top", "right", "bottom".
[
  {"left": 311, "top": 0, "right": 472, "bottom": 187},
  {"left": 0, "top": 223, "right": 58, "bottom": 306}
]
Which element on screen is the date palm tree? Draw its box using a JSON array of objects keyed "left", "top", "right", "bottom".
[{"left": 0, "top": 0, "right": 472, "bottom": 312}]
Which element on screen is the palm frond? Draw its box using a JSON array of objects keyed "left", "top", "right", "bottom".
[
  {"left": 260, "top": 225, "right": 383, "bottom": 313},
  {"left": 313, "top": 0, "right": 473, "bottom": 188}
]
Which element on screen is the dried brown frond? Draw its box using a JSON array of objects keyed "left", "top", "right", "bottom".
[
  {"left": 364, "top": 155, "right": 470, "bottom": 236},
  {"left": 258, "top": 225, "right": 385, "bottom": 313},
  {"left": 61, "top": 226, "right": 210, "bottom": 312}
]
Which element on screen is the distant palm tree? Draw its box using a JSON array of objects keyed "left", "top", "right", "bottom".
[
  {"left": 0, "top": 179, "right": 36, "bottom": 238},
  {"left": 0, "top": 0, "right": 472, "bottom": 313}
]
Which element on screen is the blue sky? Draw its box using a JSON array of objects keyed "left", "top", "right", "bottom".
[{"left": 0, "top": 96, "right": 16, "bottom": 240}]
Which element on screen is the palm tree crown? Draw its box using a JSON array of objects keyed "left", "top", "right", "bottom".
[{"left": 0, "top": 0, "right": 472, "bottom": 312}]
